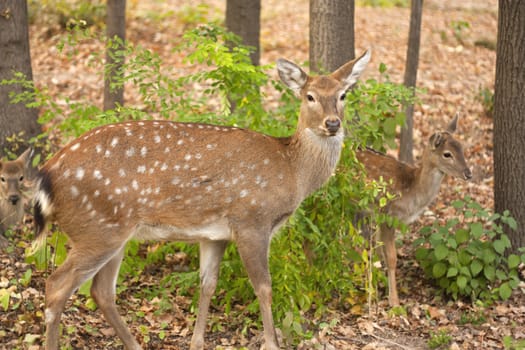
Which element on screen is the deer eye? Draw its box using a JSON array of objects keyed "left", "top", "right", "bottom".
[
  {"left": 339, "top": 92, "right": 346, "bottom": 101},
  {"left": 19, "top": 176, "right": 24, "bottom": 182},
  {"left": 306, "top": 93, "right": 315, "bottom": 102},
  {"left": 443, "top": 152, "right": 453, "bottom": 158},
  {"left": 0, "top": 177, "right": 4, "bottom": 182}
]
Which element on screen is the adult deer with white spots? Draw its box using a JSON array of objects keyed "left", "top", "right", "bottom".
[
  {"left": 356, "top": 114, "right": 472, "bottom": 307},
  {"left": 32, "top": 51, "right": 371, "bottom": 350},
  {"left": 0, "top": 148, "right": 32, "bottom": 249}
]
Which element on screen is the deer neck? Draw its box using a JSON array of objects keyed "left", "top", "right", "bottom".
[
  {"left": 411, "top": 153, "right": 446, "bottom": 211},
  {"left": 288, "top": 127, "right": 344, "bottom": 199}
]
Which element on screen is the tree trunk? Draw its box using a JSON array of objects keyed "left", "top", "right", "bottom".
[
  {"left": 104, "top": 0, "right": 126, "bottom": 111},
  {"left": 309, "top": 0, "right": 355, "bottom": 73},
  {"left": 494, "top": 0, "right": 525, "bottom": 252},
  {"left": 225, "top": 0, "right": 261, "bottom": 66},
  {"left": 398, "top": 0, "right": 423, "bottom": 165},
  {"left": 0, "top": 0, "right": 40, "bottom": 151}
]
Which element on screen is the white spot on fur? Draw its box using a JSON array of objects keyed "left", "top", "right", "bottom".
[
  {"left": 171, "top": 177, "right": 181, "bottom": 185},
  {"left": 71, "top": 143, "right": 80, "bottom": 151},
  {"left": 75, "top": 168, "right": 85, "bottom": 180},
  {"left": 70, "top": 186, "right": 79, "bottom": 197},
  {"left": 154, "top": 135, "right": 161, "bottom": 143},
  {"left": 263, "top": 158, "right": 270, "bottom": 165},
  {"left": 184, "top": 154, "right": 192, "bottom": 161},
  {"left": 240, "top": 189, "right": 248, "bottom": 198},
  {"left": 104, "top": 150, "right": 111, "bottom": 158},
  {"left": 96, "top": 144, "right": 103, "bottom": 153},
  {"left": 119, "top": 169, "right": 126, "bottom": 177},
  {"left": 104, "top": 178, "right": 111, "bottom": 186},
  {"left": 141, "top": 146, "right": 147, "bottom": 157},
  {"left": 111, "top": 137, "right": 119, "bottom": 148},
  {"left": 93, "top": 170, "right": 103, "bottom": 180},
  {"left": 126, "top": 147, "right": 135, "bottom": 157},
  {"left": 131, "top": 180, "right": 139, "bottom": 190},
  {"left": 137, "top": 165, "right": 146, "bottom": 173},
  {"left": 94, "top": 190, "right": 100, "bottom": 197},
  {"left": 160, "top": 163, "right": 168, "bottom": 171},
  {"left": 177, "top": 140, "right": 183, "bottom": 146}
]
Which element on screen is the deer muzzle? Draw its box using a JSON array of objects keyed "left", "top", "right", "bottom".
[{"left": 8, "top": 194, "right": 20, "bottom": 205}]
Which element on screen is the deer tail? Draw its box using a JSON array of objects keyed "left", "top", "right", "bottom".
[{"left": 31, "top": 169, "right": 54, "bottom": 254}]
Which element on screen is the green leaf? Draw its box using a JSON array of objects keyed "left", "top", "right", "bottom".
[
  {"left": 508, "top": 254, "right": 520, "bottom": 269},
  {"left": 434, "top": 244, "right": 449, "bottom": 261},
  {"left": 432, "top": 262, "right": 447, "bottom": 278},
  {"left": 498, "top": 282, "right": 512, "bottom": 300},
  {"left": 493, "top": 239, "right": 506, "bottom": 255},
  {"left": 469, "top": 222, "right": 483, "bottom": 239},
  {"left": 484, "top": 265, "right": 495, "bottom": 281},
  {"left": 457, "top": 275, "right": 468, "bottom": 290},
  {"left": 447, "top": 267, "right": 458, "bottom": 277},
  {"left": 0, "top": 289, "right": 10, "bottom": 311},
  {"left": 415, "top": 247, "right": 429, "bottom": 261},
  {"left": 455, "top": 229, "right": 470, "bottom": 245},
  {"left": 470, "top": 259, "right": 483, "bottom": 276}
]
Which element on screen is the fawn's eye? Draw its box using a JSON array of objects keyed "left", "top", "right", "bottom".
[
  {"left": 19, "top": 176, "right": 24, "bottom": 182},
  {"left": 0, "top": 177, "right": 4, "bottom": 182},
  {"left": 339, "top": 93, "right": 346, "bottom": 101},
  {"left": 307, "top": 93, "right": 315, "bottom": 102},
  {"left": 443, "top": 152, "right": 452, "bottom": 158}
]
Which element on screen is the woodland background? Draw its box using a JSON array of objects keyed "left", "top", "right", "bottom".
[{"left": 0, "top": 0, "right": 524, "bottom": 349}]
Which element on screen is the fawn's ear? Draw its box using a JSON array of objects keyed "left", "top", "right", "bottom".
[
  {"left": 18, "top": 148, "right": 33, "bottom": 167},
  {"left": 277, "top": 58, "right": 309, "bottom": 95},
  {"left": 446, "top": 113, "right": 459, "bottom": 133},
  {"left": 331, "top": 49, "right": 371, "bottom": 91},
  {"left": 429, "top": 132, "right": 444, "bottom": 150}
]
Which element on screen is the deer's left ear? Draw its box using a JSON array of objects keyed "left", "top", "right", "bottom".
[
  {"left": 332, "top": 49, "right": 371, "bottom": 91},
  {"left": 446, "top": 113, "right": 459, "bottom": 133},
  {"left": 18, "top": 148, "right": 34, "bottom": 167},
  {"left": 430, "top": 132, "right": 443, "bottom": 149}
]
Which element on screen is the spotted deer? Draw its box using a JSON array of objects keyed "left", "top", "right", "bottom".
[
  {"left": 356, "top": 114, "right": 472, "bottom": 306},
  {"left": 32, "top": 51, "right": 371, "bottom": 350},
  {"left": 0, "top": 148, "right": 32, "bottom": 249}
]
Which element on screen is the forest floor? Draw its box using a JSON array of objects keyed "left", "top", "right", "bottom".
[{"left": 2, "top": 0, "right": 525, "bottom": 349}]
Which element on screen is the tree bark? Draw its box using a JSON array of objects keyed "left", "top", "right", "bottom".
[
  {"left": 494, "top": 0, "right": 525, "bottom": 252},
  {"left": 398, "top": 0, "right": 423, "bottom": 165},
  {"left": 0, "top": 0, "right": 40, "bottom": 151},
  {"left": 225, "top": 0, "right": 261, "bottom": 66},
  {"left": 309, "top": 0, "right": 355, "bottom": 73},
  {"left": 104, "top": 0, "right": 126, "bottom": 111}
]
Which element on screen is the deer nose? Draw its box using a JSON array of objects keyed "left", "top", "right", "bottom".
[
  {"left": 464, "top": 168, "right": 472, "bottom": 180},
  {"left": 8, "top": 195, "right": 19, "bottom": 205},
  {"left": 325, "top": 118, "right": 341, "bottom": 134}
]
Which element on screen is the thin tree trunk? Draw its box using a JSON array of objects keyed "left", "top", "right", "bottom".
[
  {"left": 225, "top": 0, "right": 261, "bottom": 66},
  {"left": 398, "top": 0, "right": 423, "bottom": 165},
  {"left": 309, "top": 0, "right": 355, "bottom": 73},
  {"left": 0, "top": 0, "right": 40, "bottom": 150},
  {"left": 494, "top": 0, "right": 525, "bottom": 252},
  {"left": 104, "top": 0, "right": 126, "bottom": 111}
]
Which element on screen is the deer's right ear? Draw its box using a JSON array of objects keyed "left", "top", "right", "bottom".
[
  {"left": 277, "top": 59, "right": 308, "bottom": 95},
  {"left": 446, "top": 113, "right": 459, "bottom": 133},
  {"left": 332, "top": 49, "right": 371, "bottom": 91},
  {"left": 430, "top": 132, "right": 443, "bottom": 149}
]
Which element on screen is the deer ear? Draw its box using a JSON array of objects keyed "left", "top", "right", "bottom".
[
  {"left": 430, "top": 132, "right": 443, "bottom": 149},
  {"left": 277, "top": 58, "right": 308, "bottom": 95},
  {"left": 446, "top": 113, "right": 459, "bottom": 133},
  {"left": 332, "top": 49, "right": 371, "bottom": 91},
  {"left": 18, "top": 148, "right": 33, "bottom": 168}
]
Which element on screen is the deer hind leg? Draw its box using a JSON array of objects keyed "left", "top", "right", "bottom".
[
  {"left": 90, "top": 246, "right": 141, "bottom": 350},
  {"left": 237, "top": 236, "right": 279, "bottom": 350},
  {"left": 379, "top": 225, "right": 399, "bottom": 306},
  {"left": 44, "top": 246, "right": 123, "bottom": 350},
  {"left": 190, "top": 240, "right": 228, "bottom": 350}
]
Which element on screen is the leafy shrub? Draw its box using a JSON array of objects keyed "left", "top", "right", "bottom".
[{"left": 414, "top": 196, "right": 525, "bottom": 302}]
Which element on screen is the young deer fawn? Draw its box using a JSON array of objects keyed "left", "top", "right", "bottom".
[
  {"left": 32, "top": 51, "right": 371, "bottom": 350},
  {"left": 356, "top": 115, "right": 471, "bottom": 306},
  {"left": 0, "top": 148, "right": 32, "bottom": 249}
]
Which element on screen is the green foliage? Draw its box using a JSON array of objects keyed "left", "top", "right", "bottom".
[
  {"left": 414, "top": 196, "right": 524, "bottom": 302},
  {"left": 476, "top": 85, "right": 494, "bottom": 118},
  {"left": 28, "top": 0, "right": 106, "bottom": 29},
  {"left": 357, "top": 0, "right": 409, "bottom": 8},
  {"left": 450, "top": 20, "right": 470, "bottom": 44},
  {"left": 427, "top": 329, "right": 453, "bottom": 349},
  {"left": 21, "top": 23, "right": 414, "bottom": 345},
  {"left": 503, "top": 335, "right": 525, "bottom": 350},
  {"left": 346, "top": 62, "right": 417, "bottom": 151}
]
